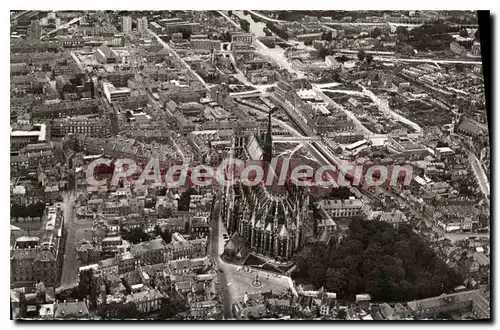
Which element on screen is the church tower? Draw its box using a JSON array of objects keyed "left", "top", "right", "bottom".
[{"left": 263, "top": 107, "right": 276, "bottom": 163}]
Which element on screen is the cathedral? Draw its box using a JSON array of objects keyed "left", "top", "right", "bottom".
[{"left": 225, "top": 108, "right": 311, "bottom": 262}]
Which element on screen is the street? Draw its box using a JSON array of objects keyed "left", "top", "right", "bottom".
[
  {"left": 147, "top": 28, "right": 209, "bottom": 90},
  {"left": 59, "top": 191, "right": 92, "bottom": 289},
  {"left": 469, "top": 151, "right": 490, "bottom": 203},
  {"left": 210, "top": 190, "right": 237, "bottom": 319}
]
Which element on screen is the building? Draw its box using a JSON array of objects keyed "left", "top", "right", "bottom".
[
  {"left": 471, "top": 41, "right": 481, "bottom": 56},
  {"left": 226, "top": 112, "right": 311, "bottom": 262},
  {"left": 191, "top": 39, "right": 221, "bottom": 52},
  {"left": 130, "top": 238, "right": 166, "bottom": 265},
  {"left": 407, "top": 290, "right": 489, "bottom": 319},
  {"left": 379, "top": 210, "right": 407, "bottom": 225},
  {"left": 162, "top": 20, "right": 199, "bottom": 35},
  {"left": 137, "top": 17, "right": 148, "bottom": 35},
  {"left": 450, "top": 42, "right": 467, "bottom": 56},
  {"left": 10, "top": 206, "right": 64, "bottom": 288},
  {"left": 32, "top": 99, "right": 100, "bottom": 119},
  {"left": 99, "top": 236, "right": 123, "bottom": 257},
  {"left": 386, "top": 134, "right": 429, "bottom": 160},
  {"left": 95, "top": 43, "right": 119, "bottom": 64},
  {"left": 11, "top": 124, "right": 47, "bottom": 151},
  {"left": 317, "top": 197, "right": 363, "bottom": 219},
  {"left": 150, "top": 22, "right": 163, "bottom": 34},
  {"left": 165, "top": 238, "right": 207, "bottom": 260},
  {"left": 51, "top": 117, "right": 111, "bottom": 137},
  {"left": 27, "top": 20, "right": 41, "bottom": 41},
  {"left": 102, "top": 82, "right": 131, "bottom": 104},
  {"left": 122, "top": 16, "right": 132, "bottom": 34},
  {"left": 455, "top": 117, "right": 487, "bottom": 138},
  {"left": 125, "top": 289, "right": 165, "bottom": 313},
  {"left": 325, "top": 56, "right": 341, "bottom": 69},
  {"left": 231, "top": 33, "right": 254, "bottom": 45},
  {"left": 165, "top": 256, "right": 212, "bottom": 275},
  {"left": 296, "top": 32, "right": 323, "bottom": 42}
]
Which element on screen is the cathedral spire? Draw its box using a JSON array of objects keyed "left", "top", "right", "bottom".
[{"left": 263, "top": 107, "right": 276, "bottom": 163}]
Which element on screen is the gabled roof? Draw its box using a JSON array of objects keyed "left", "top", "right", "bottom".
[
  {"left": 35, "top": 249, "right": 56, "bottom": 262},
  {"left": 96, "top": 43, "right": 117, "bottom": 59},
  {"left": 278, "top": 225, "right": 289, "bottom": 238},
  {"left": 254, "top": 219, "right": 264, "bottom": 229}
]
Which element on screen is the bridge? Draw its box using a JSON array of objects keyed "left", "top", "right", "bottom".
[
  {"left": 11, "top": 10, "right": 32, "bottom": 22},
  {"left": 229, "top": 90, "right": 262, "bottom": 98},
  {"left": 247, "top": 10, "right": 285, "bottom": 24},
  {"left": 41, "top": 16, "right": 83, "bottom": 40},
  {"left": 374, "top": 56, "right": 482, "bottom": 65},
  {"left": 273, "top": 136, "right": 322, "bottom": 143}
]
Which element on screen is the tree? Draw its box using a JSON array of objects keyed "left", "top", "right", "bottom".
[
  {"left": 178, "top": 190, "right": 191, "bottom": 211},
  {"left": 239, "top": 19, "right": 250, "bottom": 33},
  {"left": 11, "top": 202, "right": 46, "bottom": 218},
  {"left": 98, "top": 302, "right": 144, "bottom": 319},
  {"left": 181, "top": 30, "right": 192, "bottom": 40},
  {"left": 122, "top": 227, "right": 150, "bottom": 244},
  {"left": 78, "top": 269, "right": 92, "bottom": 298},
  {"left": 337, "top": 309, "right": 347, "bottom": 320},
  {"left": 366, "top": 53, "right": 374, "bottom": 65},
  {"left": 396, "top": 26, "right": 409, "bottom": 41},
  {"left": 329, "top": 186, "right": 352, "bottom": 199},
  {"left": 223, "top": 31, "right": 232, "bottom": 42},
  {"left": 335, "top": 55, "right": 350, "bottom": 63},
  {"left": 158, "top": 298, "right": 187, "bottom": 319},
  {"left": 371, "top": 27, "right": 382, "bottom": 38},
  {"left": 321, "top": 31, "right": 332, "bottom": 41},
  {"left": 318, "top": 46, "right": 329, "bottom": 60},
  {"left": 156, "top": 225, "right": 172, "bottom": 244},
  {"left": 291, "top": 220, "right": 462, "bottom": 302},
  {"left": 357, "top": 49, "right": 366, "bottom": 61},
  {"left": 436, "top": 311, "right": 452, "bottom": 320}
]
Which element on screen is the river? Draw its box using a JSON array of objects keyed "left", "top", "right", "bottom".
[{"left": 232, "top": 11, "right": 266, "bottom": 38}]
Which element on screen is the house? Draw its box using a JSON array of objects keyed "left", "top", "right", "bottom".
[
  {"left": 355, "top": 293, "right": 371, "bottom": 309},
  {"left": 130, "top": 238, "right": 165, "bottom": 265},
  {"left": 166, "top": 256, "right": 212, "bottom": 275},
  {"left": 379, "top": 210, "right": 407, "bottom": 225},
  {"left": 125, "top": 289, "right": 166, "bottom": 313}
]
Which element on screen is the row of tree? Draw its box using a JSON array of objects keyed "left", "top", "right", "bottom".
[{"left": 396, "top": 23, "right": 459, "bottom": 52}]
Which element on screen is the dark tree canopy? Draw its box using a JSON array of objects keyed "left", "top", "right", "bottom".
[
  {"left": 293, "top": 218, "right": 462, "bottom": 302},
  {"left": 158, "top": 298, "right": 188, "bottom": 319},
  {"left": 239, "top": 18, "right": 250, "bottom": 33},
  {"left": 365, "top": 53, "right": 374, "bottom": 65},
  {"left": 357, "top": 49, "right": 366, "bottom": 61},
  {"left": 156, "top": 225, "right": 172, "bottom": 244},
  {"left": 11, "top": 202, "right": 46, "bottom": 219},
  {"left": 321, "top": 31, "right": 332, "bottom": 41},
  {"left": 371, "top": 27, "right": 382, "bottom": 38},
  {"left": 121, "top": 227, "right": 151, "bottom": 244}
]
